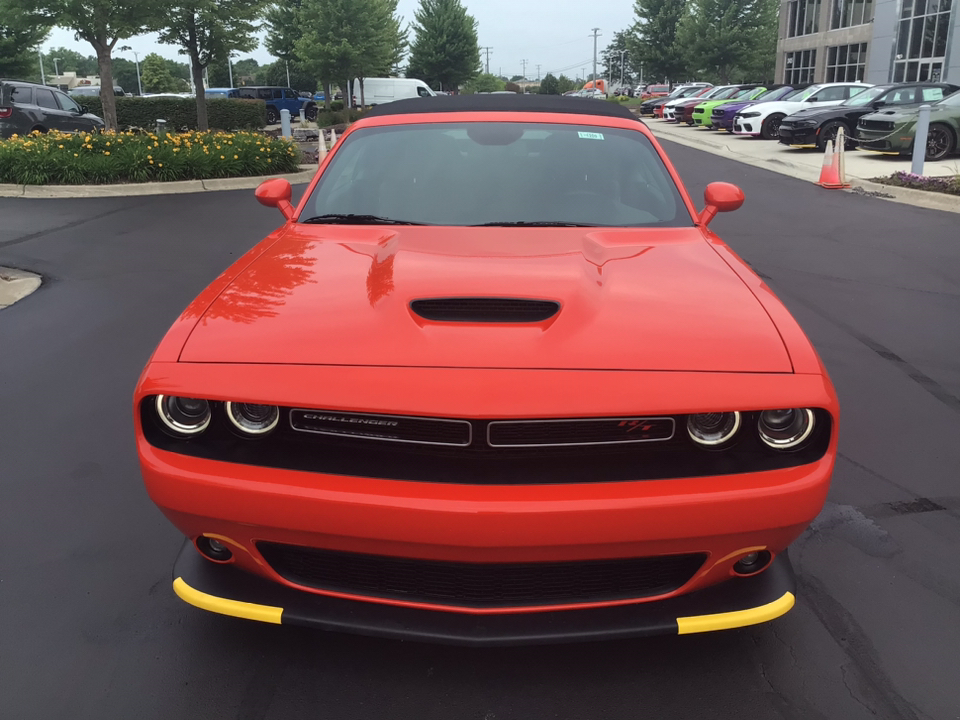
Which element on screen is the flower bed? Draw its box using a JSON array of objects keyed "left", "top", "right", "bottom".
[
  {"left": 0, "top": 129, "right": 301, "bottom": 185},
  {"left": 873, "top": 171, "right": 960, "bottom": 197}
]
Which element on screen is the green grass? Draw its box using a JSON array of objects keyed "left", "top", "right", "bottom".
[{"left": 0, "top": 129, "right": 301, "bottom": 185}]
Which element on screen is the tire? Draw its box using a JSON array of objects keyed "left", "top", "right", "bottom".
[
  {"left": 760, "top": 113, "right": 785, "bottom": 140},
  {"left": 265, "top": 106, "right": 279, "bottom": 125},
  {"left": 305, "top": 106, "right": 318, "bottom": 121},
  {"left": 925, "top": 123, "right": 955, "bottom": 161},
  {"left": 817, "top": 120, "right": 853, "bottom": 151}
]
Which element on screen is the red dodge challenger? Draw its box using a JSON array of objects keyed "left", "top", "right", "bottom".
[{"left": 134, "top": 95, "right": 838, "bottom": 645}]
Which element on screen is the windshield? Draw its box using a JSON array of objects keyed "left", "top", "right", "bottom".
[
  {"left": 303, "top": 122, "right": 689, "bottom": 228},
  {"left": 712, "top": 87, "right": 743, "bottom": 100},
  {"left": 793, "top": 86, "right": 824, "bottom": 102},
  {"left": 756, "top": 87, "right": 793, "bottom": 101},
  {"left": 843, "top": 85, "right": 888, "bottom": 106}
]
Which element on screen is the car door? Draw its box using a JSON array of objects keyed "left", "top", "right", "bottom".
[
  {"left": 883, "top": 86, "right": 918, "bottom": 106},
  {"left": 32, "top": 87, "right": 74, "bottom": 132},
  {"left": 920, "top": 86, "right": 948, "bottom": 104},
  {"left": 52, "top": 90, "right": 88, "bottom": 132},
  {"left": 806, "top": 86, "right": 849, "bottom": 107}
]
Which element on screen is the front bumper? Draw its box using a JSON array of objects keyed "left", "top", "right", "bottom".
[
  {"left": 172, "top": 541, "right": 797, "bottom": 645},
  {"left": 732, "top": 118, "right": 760, "bottom": 136},
  {"left": 778, "top": 127, "right": 818, "bottom": 146}
]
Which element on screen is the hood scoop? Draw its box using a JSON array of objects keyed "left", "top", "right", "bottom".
[{"left": 410, "top": 297, "right": 560, "bottom": 323}]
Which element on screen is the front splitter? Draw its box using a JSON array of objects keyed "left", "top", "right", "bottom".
[{"left": 172, "top": 542, "right": 796, "bottom": 646}]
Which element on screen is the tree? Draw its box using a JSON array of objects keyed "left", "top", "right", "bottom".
[
  {"left": 256, "top": 59, "right": 317, "bottom": 92},
  {"left": 207, "top": 56, "right": 258, "bottom": 87},
  {"left": 18, "top": 0, "right": 160, "bottom": 129},
  {"left": 265, "top": 1, "right": 302, "bottom": 63},
  {"left": 140, "top": 52, "right": 184, "bottom": 93},
  {"left": 42, "top": 46, "right": 99, "bottom": 78},
  {"left": 406, "top": 0, "right": 479, "bottom": 92},
  {"left": 677, "top": 0, "right": 778, "bottom": 83},
  {"left": 158, "top": 0, "right": 267, "bottom": 131},
  {"left": 296, "top": 0, "right": 404, "bottom": 108},
  {"left": 462, "top": 73, "right": 504, "bottom": 94},
  {"left": 629, "top": 0, "right": 688, "bottom": 83},
  {"left": 111, "top": 57, "right": 139, "bottom": 93},
  {"left": 0, "top": 1, "right": 51, "bottom": 80},
  {"left": 509, "top": 75, "right": 524, "bottom": 82},
  {"left": 556, "top": 74, "right": 578, "bottom": 94},
  {"left": 601, "top": 31, "right": 636, "bottom": 88},
  {"left": 538, "top": 73, "right": 559, "bottom": 95}
]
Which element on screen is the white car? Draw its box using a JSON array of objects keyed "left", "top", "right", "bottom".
[
  {"left": 662, "top": 85, "right": 739, "bottom": 121},
  {"left": 732, "top": 82, "right": 873, "bottom": 139}
]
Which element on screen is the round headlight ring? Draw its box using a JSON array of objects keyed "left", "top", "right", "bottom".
[
  {"left": 226, "top": 401, "right": 280, "bottom": 436},
  {"left": 155, "top": 395, "right": 211, "bottom": 436},
  {"left": 687, "top": 411, "right": 741, "bottom": 446},
  {"left": 758, "top": 408, "right": 815, "bottom": 449}
]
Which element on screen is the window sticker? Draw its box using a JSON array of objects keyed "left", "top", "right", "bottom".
[{"left": 578, "top": 131, "right": 605, "bottom": 140}]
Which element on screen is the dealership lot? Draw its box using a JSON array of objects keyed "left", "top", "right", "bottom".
[{"left": 1, "top": 143, "right": 959, "bottom": 719}]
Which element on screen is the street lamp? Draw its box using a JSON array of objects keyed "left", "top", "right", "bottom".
[
  {"left": 53, "top": 57, "right": 62, "bottom": 79},
  {"left": 285, "top": 60, "right": 291, "bottom": 88},
  {"left": 38, "top": 50, "right": 46, "bottom": 85},
  {"left": 228, "top": 55, "right": 234, "bottom": 89},
  {"left": 119, "top": 46, "right": 142, "bottom": 96},
  {"left": 619, "top": 50, "right": 627, "bottom": 88}
]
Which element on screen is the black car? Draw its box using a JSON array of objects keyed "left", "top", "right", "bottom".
[
  {"left": 0, "top": 80, "right": 104, "bottom": 138},
  {"left": 778, "top": 82, "right": 960, "bottom": 151}
]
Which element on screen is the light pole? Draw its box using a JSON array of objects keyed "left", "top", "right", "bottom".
[
  {"left": 228, "top": 55, "right": 234, "bottom": 88},
  {"left": 590, "top": 28, "right": 601, "bottom": 90},
  {"left": 119, "top": 46, "right": 142, "bottom": 95},
  {"left": 619, "top": 50, "right": 627, "bottom": 88},
  {"left": 53, "top": 57, "right": 62, "bottom": 78},
  {"left": 285, "top": 60, "right": 290, "bottom": 88},
  {"left": 38, "top": 50, "right": 46, "bottom": 85}
]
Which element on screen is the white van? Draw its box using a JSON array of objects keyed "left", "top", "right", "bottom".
[{"left": 354, "top": 78, "right": 436, "bottom": 106}]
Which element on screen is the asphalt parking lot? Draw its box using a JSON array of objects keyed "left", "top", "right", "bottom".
[{"left": 1, "top": 145, "right": 959, "bottom": 720}]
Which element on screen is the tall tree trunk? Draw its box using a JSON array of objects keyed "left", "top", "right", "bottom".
[
  {"left": 359, "top": 77, "right": 365, "bottom": 108},
  {"left": 191, "top": 59, "right": 208, "bottom": 132},
  {"left": 93, "top": 43, "right": 118, "bottom": 132},
  {"left": 323, "top": 81, "right": 331, "bottom": 111}
]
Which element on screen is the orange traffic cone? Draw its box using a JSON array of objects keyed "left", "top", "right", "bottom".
[{"left": 817, "top": 134, "right": 850, "bottom": 189}]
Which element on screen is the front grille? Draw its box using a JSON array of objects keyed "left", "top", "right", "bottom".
[
  {"left": 290, "top": 409, "right": 471, "bottom": 446},
  {"left": 488, "top": 417, "right": 674, "bottom": 447},
  {"left": 257, "top": 543, "right": 707, "bottom": 608},
  {"left": 859, "top": 119, "right": 894, "bottom": 131},
  {"left": 411, "top": 298, "right": 559, "bottom": 323}
]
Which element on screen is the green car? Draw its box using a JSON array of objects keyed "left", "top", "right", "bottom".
[
  {"left": 857, "top": 89, "right": 960, "bottom": 161},
  {"left": 692, "top": 86, "right": 769, "bottom": 128}
]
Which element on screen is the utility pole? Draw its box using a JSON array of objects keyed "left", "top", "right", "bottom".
[
  {"left": 590, "top": 28, "right": 601, "bottom": 89},
  {"left": 286, "top": 60, "right": 291, "bottom": 88},
  {"left": 619, "top": 49, "right": 627, "bottom": 88},
  {"left": 520, "top": 58, "right": 528, "bottom": 80},
  {"left": 536, "top": 64, "right": 541, "bottom": 82},
  {"left": 480, "top": 47, "right": 492, "bottom": 74},
  {"left": 38, "top": 50, "right": 45, "bottom": 85},
  {"left": 228, "top": 54, "right": 233, "bottom": 88}
]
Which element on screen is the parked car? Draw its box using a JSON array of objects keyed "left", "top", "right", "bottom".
[
  {"left": 205, "top": 88, "right": 240, "bottom": 100},
  {"left": 732, "top": 82, "right": 872, "bottom": 139},
  {"left": 693, "top": 86, "right": 767, "bottom": 128},
  {"left": 857, "top": 87, "right": 960, "bottom": 160},
  {"left": 69, "top": 85, "right": 125, "bottom": 97},
  {"left": 640, "top": 83, "right": 670, "bottom": 100},
  {"left": 665, "top": 85, "right": 742, "bottom": 123},
  {"left": 235, "top": 85, "right": 318, "bottom": 123},
  {"left": 353, "top": 77, "right": 435, "bottom": 106},
  {"left": 637, "top": 84, "right": 712, "bottom": 117},
  {"left": 711, "top": 86, "right": 808, "bottom": 132},
  {"left": 135, "top": 94, "right": 838, "bottom": 645},
  {"left": 0, "top": 79, "right": 104, "bottom": 138},
  {"left": 680, "top": 85, "right": 752, "bottom": 125}
]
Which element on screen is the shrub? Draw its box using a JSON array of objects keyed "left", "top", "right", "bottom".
[
  {"left": 329, "top": 100, "right": 345, "bottom": 111},
  {"left": 315, "top": 108, "right": 364, "bottom": 127},
  {"left": 73, "top": 96, "right": 266, "bottom": 131},
  {"left": 0, "top": 128, "right": 300, "bottom": 185},
  {"left": 873, "top": 170, "right": 960, "bottom": 196}
]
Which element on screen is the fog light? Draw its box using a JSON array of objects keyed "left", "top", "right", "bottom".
[
  {"left": 197, "top": 536, "right": 233, "bottom": 562},
  {"left": 734, "top": 550, "right": 771, "bottom": 575}
]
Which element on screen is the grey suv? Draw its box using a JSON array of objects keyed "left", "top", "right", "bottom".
[{"left": 0, "top": 80, "right": 105, "bottom": 138}]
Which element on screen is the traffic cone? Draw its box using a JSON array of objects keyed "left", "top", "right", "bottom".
[
  {"left": 318, "top": 129, "right": 327, "bottom": 165},
  {"left": 817, "top": 134, "right": 850, "bottom": 189}
]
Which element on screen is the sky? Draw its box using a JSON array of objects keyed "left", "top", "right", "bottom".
[{"left": 43, "top": 0, "right": 635, "bottom": 83}]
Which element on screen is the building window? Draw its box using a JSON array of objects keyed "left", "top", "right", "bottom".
[
  {"left": 785, "top": 49, "right": 818, "bottom": 84},
  {"left": 893, "top": 0, "right": 952, "bottom": 82},
  {"left": 826, "top": 43, "right": 868, "bottom": 81},
  {"left": 787, "top": 0, "right": 822, "bottom": 37},
  {"left": 831, "top": 0, "right": 874, "bottom": 28}
]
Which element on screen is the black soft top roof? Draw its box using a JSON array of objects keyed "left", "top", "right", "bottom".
[{"left": 365, "top": 94, "right": 640, "bottom": 121}]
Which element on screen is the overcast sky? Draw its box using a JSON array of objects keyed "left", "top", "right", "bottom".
[{"left": 44, "top": 0, "right": 634, "bottom": 82}]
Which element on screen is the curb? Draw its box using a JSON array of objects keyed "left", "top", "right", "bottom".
[
  {"left": 645, "top": 121, "right": 960, "bottom": 215},
  {"left": 0, "top": 166, "right": 317, "bottom": 199}
]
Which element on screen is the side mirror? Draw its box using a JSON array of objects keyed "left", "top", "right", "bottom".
[
  {"left": 255, "top": 178, "right": 295, "bottom": 220},
  {"left": 871, "top": 100, "right": 886, "bottom": 109},
  {"left": 78, "top": 105, "right": 88, "bottom": 114},
  {"left": 698, "top": 182, "right": 744, "bottom": 227}
]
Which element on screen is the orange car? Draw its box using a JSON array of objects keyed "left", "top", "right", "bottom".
[{"left": 134, "top": 95, "right": 838, "bottom": 645}]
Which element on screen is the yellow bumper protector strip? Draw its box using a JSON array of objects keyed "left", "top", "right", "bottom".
[
  {"left": 173, "top": 577, "right": 283, "bottom": 624},
  {"left": 676, "top": 591, "right": 794, "bottom": 634}
]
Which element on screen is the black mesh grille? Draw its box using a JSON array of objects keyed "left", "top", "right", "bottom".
[
  {"left": 860, "top": 119, "right": 894, "bottom": 131},
  {"left": 290, "top": 409, "right": 471, "bottom": 446},
  {"left": 411, "top": 298, "right": 560, "bottom": 323},
  {"left": 488, "top": 417, "right": 675, "bottom": 446},
  {"left": 257, "top": 543, "right": 707, "bottom": 608}
]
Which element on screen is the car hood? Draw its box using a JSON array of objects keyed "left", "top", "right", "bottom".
[
  {"left": 784, "top": 106, "right": 848, "bottom": 121},
  {"left": 713, "top": 100, "right": 757, "bottom": 113},
  {"left": 859, "top": 105, "right": 956, "bottom": 122},
  {"left": 179, "top": 226, "right": 792, "bottom": 372}
]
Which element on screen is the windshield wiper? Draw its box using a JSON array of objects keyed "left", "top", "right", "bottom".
[
  {"left": 300, "top": 213, "right": 425, "bottom": 225},
  {"left": 471, "top": 220, "right": 600, "bottom": 227}
]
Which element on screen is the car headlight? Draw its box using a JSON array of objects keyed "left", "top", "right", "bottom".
[
  {"left": 739, "top": 111, "right": 761, "bottom": 118},
  {"left": 687, "top": 412, "right": 741, "bottom": 446},
  {"left": 793, "top": 120, "right": 818, "bottom": 127},
  {"left": 156, "top": 395, "right": 211, "bottom": 436},
  {"left": 758, "top": 409, "right": 815, "bottom": 448},
  {"left": 226, "top": 402, "right": 280, "bottom": 435}
]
